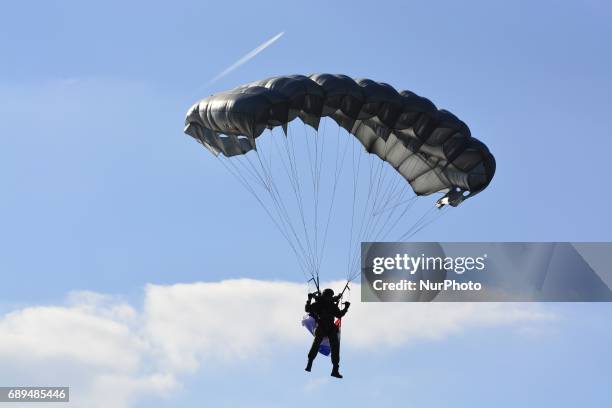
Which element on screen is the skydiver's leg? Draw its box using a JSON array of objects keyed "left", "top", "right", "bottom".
[
  {"left": 308, "top": 334, "right": 324, "bottom": 360},
  {"left": 328, "top": 330, "right": 342, "bottom": 378},
  {"left": 328, "top": 330, "right": 340, "bottom": 366},
  {"left": 306, "top": 334, "right": 324, "bottom": 371}
]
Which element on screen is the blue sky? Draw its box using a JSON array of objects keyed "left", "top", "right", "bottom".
[{"left": 1, "top": 1, "right": 611, "bottom": 407}]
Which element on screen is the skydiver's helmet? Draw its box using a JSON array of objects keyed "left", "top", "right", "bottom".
[{"left": 322, "top": 288, "right": 334, "bottom": 299}]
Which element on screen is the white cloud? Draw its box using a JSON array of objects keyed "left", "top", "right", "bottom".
[
  {"left": 302, "top": 376, "right": 331, "bottom": 393},
  {"left": 0, "top": 279, "right": 553, "bottom": 407}
]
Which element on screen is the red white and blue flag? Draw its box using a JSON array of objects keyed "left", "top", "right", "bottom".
[{"left": 301, "top": 315, "right": 341, "bottom": 356}]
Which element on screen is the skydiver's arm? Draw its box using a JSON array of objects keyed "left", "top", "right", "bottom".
[
  {"left": 305, "top": 293, "right": 315, "bottom": 313},
  {"left": 334, "top": 302, "right": 350, "bottom": 318}
]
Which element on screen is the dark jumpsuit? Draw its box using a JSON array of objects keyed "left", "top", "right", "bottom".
[{"left": 305, "top": 296, "right": 348, "bottom": 366}]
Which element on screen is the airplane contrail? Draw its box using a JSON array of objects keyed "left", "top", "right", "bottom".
[{"left": 208, "top": 31, "right": 285, "bottom": 85}]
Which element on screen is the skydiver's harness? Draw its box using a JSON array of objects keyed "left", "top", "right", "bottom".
[{"left": 306, "top": 278, "right": 351, "bottom": 324}]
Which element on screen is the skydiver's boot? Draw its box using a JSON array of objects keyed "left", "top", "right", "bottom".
[
  {"left": 305, "top": 359, "right": 313, "bottom": 372},
  {"left": 331, "top": 365, "right": 343, "bottom": 379}
]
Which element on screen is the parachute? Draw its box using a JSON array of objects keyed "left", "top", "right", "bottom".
[{"left": 184, "top": 74, "right": 495, "bottom": 289}]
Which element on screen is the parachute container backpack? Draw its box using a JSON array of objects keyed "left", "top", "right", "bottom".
[{"left": 184, "top": 74, "right": 496, "bottom": 291}]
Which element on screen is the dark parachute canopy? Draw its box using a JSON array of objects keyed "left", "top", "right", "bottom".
[
  {"left": 184, "top": 74, "right": 495, "bottom": 289},
  {"left": 184, "top": 74, "right": 495, "bottom": 207}
]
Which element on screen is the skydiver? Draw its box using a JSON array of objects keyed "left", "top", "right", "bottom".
[{"left": 304, "top": 288, "right": 350, "bottom": 378}]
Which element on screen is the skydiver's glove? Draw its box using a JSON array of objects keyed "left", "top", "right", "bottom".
[
  {"left": 308, "top": 293, "right": 315, "bottom": 300},
  {"left": 343, "top": 301, "right": 351, "bottom": 308}
]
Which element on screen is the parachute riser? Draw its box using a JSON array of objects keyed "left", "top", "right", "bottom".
[
  {"left": 308, "top": 276, "right": 321, "bottom": 295},
  {"left": 333, "top": 281, "right": 351, "bottom": 305}
]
